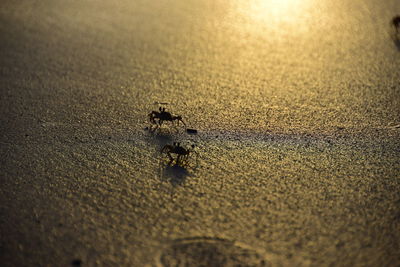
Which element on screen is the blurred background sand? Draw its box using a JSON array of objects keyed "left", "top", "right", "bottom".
[{"left": 1, "top": 0, "right": 400, "bottom": 266}]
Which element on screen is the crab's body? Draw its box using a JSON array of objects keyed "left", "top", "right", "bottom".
[
  {"left": 161, "top": 143, "right": 195, "bottom": 164},
  {"left": 148, "top": 107, "right": 185, "bottom": 128}
]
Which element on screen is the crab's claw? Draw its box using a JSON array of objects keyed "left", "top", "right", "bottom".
[{"left": 148, "top": 111, "right": 158, "bottom": 124}]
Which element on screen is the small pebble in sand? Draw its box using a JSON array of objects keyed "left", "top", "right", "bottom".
[
  {"left": 71, "top": 259, "right": 82, "bottom": 266},
  {"left": 392, "top": 15, "right": 400, "bottom": 32},
  {"left": 186, "top": 128, "right": 198, "bottom": 134}
]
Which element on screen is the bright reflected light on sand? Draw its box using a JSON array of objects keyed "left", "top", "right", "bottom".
[
  {"left": 236, "top": 0, "right": 314, "bottom": 34},
  {"left": 251, "top": 0, "right": 303, "bottom": 17}
]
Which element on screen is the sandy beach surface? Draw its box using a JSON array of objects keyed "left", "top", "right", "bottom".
[{"left": 1, "top": 0, "right": 400, "bottom": 266}]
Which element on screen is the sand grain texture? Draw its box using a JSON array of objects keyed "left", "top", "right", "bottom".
[{"left": 1, "top": 0, "right": 400, "bottom": 266}]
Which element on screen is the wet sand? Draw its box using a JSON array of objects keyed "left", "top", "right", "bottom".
[{"left": 1, "top": 0, "right": 400, "bottom": 266}]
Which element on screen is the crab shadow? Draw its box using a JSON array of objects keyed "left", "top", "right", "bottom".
[
  {"left": 389, "top": 31, "right": 400, "bottom": 51},
  {"left": 146, "top": 123, "right": 183, "bottom": 136},
  {"left": 146, "top": 129, "right": 173, "bottom": 150},
  {"left": 394, "top": 36, "right": 400, "bottom": 51},
  {"left": 160, "top": 162, "right": 190, "bottom": 186}
]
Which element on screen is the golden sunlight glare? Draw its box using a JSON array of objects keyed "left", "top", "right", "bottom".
[{"left": 241, "top": 0, "right": 312, "bottom": 26}]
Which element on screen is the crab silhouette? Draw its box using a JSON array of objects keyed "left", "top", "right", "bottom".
[
  {"left": 148, "top": 107, "right": 186, "bottom": 129},
  {"left": 161, "top": 142, "right": 196, "bottom": 165}
]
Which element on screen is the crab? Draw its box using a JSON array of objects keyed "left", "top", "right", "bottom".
[
  {"left": 148, "top": 107, "right": 186, "bottom": 128},
  {"left": 161, "top": 142, "right": 196, "bottom": 165},
  {"left": 392, "top": 15, "right": 400, "bottom": 33}
]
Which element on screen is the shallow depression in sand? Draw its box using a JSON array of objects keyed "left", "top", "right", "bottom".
[{"left": 156, "top": 237, "right": 270, "bottom": 267}]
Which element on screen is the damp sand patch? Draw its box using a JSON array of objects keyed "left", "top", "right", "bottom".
[{"left": 155, "top": 237, "right": 294, "bottom": 267}]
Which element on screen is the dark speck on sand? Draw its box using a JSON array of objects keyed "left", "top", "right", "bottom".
[{"left": 71, "top": 259, "right": 81, "bottom": 266}]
